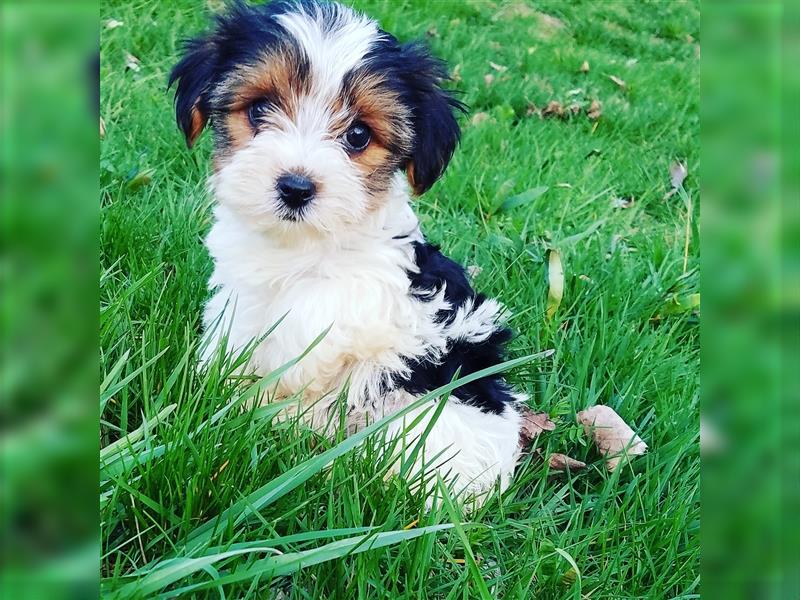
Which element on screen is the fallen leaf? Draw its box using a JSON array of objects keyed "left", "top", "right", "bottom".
[
  {"left": 466, "top": 265, "right": 482, "bottom": 279},
  {"left": 451, "top": 63, "right": 462, "bottom": 83},
  {"left": 498, "top": 185, "right": 548, "bottom": 212},
  {"left": 471, "top": 112, "right": 491, "bottom": 126},
  {"left": 489, "top": 61, "right": 508, "bottom": 73},
  {"left": 576, "top": 405, "right": 647, "bottom": 472},
  {"left": 549, "top": 453, "right": 586, "bottom": 471},
  {"left": 579, "top": 60, "right": 590, "bottom": 73},
  {"left": 519, "top": 407, "right": 556, "bottom": 446},
  {"left": 662, "top": 160, "right": 689, "bottom": 200},
  {"left": 546, "top": 249, "right": 564, "bottom": 320},
  {"left": 105, "top": 19, "right": 124, "bottom": 29},
  {"left": 426, "top": 26, "right": 438, "bottom": 38},
  {"left": 124, "top": 51, "right": 141, "bottom": 72},
  {"left": 100, "top": 116, "right": 106, "bottom": 138},
  {"left": 578, "top": 274, "right": 593, "bottom": 283},
  {"left": 484, "top": 73, "right": 495, "bottom": 86},
  {"left": 612, "top": 196, "right": 634, "bottom": 209},
  {"left": 671, "top": 161, "right": 688, "bottom": 187},
  {"left": 542, "top": 100, "right": 564, "bottom": 118},
  {"left": 607, "top": 74, "right": 626, "bottom": 89},
  {"left": 587, "top": 99, "right": 602, "bottom": 120}
]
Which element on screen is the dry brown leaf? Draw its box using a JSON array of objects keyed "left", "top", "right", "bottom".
[
  {"left": 577, "top": 405, "right": 647, "bottom": 472},
  {"left": 542, "top": 100, "right": 564, "bottom": 118},
  {"left": 100, "top": 117, "right": 106, "bottom": 138},
  {"left": 579, "top": 60, "right": 590, "bottom": 73},
  {"left": 484, "top": 73, "right": 495, "bottom": 86},
  {"left": 608, "top": 74, "right": 626, "bottom": 89},
  {"left": 519, "top": 407, "right": 556, "bottom": 447},
  {"left": 489, "top": 61, "right": 508, "bottom": 73},
  {"left": 549, "top": 453, "right": 586, "bottom": 471},
  {"left": 546, "top": 249, "right": 564, "bottom": 320},
  {"left": 587, "top": 99, "right": 602, "bottom": 120},
  {"left": 124, "top": 51, "right": 141, "bottom": 72}
]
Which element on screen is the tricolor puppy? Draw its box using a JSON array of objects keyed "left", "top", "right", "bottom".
[{"left": 170, "top": 0, "right": 530, "bottom": 502}]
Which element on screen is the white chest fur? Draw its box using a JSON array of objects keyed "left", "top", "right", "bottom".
[{"left": 200, "top": 189, "right": 445, "bottom": 409}]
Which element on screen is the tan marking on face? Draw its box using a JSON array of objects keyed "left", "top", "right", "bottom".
[
  {"left": 333, "top": 71, "right": 413, "bottom": 206},
  {"left": 235, "top": 51, "right": 308, "bottom": 114},
  {"left": 223, "top": 109, "right": 253, "bottom": 152},
  {"left": 187, "top": 103, "right": 207, "bottom": 148},
  {"left": 212, "top": 47, "right": 312, "bottom": 167},
  {"left": 340, "top": 72, "right": 412, "bottom": 150}
]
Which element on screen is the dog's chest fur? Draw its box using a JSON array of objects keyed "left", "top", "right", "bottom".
[{"left": 202, "top": 188, "right": 443, "bottom": 406}]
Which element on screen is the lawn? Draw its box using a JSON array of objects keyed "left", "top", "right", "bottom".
[{"left": 100, "top": 0, "right": 700, "bottom": 597}]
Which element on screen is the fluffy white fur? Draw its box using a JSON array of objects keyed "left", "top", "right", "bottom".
[{"left": 196, "top": 3, "right": 525, "bottom": 503}]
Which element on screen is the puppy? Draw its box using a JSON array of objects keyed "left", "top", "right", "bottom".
[{"left": 170, "top": 0, "right": 529, "bottom": 501}]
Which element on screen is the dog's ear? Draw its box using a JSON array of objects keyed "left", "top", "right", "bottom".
[
  {"left": 400, "top": 43, "right": 466, "bottom": 195},
  {"left": 168, "top": 37, "right": 217, "bottom": 148}
]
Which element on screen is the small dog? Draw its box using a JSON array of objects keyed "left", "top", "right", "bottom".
[{"left": 170, "top": 0, "right": 529, "bottom": 501}]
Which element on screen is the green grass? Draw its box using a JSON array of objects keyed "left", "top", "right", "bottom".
[{"left": 100, "top": 0, "right": 700, "bottom": 597}]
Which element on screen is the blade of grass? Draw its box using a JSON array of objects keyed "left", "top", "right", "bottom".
[
  {"left": 184, "top": 351, "right": 552, "bottom": 551},
  {"left": 146, "top": 525, "right": 455, "bottom": 599},
  {"left": 438, "top": 478, "right": 494, "bottom": 600}
]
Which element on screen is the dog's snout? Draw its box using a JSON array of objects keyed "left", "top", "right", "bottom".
[{"left": 276, "top": 173, "right": 316, "bottom": 208}]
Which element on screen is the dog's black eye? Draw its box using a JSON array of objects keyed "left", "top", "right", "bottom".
[
  {"left": 343, "top": 122, "right": 371, "bottom": 152},
  {"left": 248, "top": 98, "right": 272, "bottom": 128}
]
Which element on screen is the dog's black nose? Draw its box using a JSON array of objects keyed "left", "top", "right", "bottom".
[{"left": 276, "top": 173, "right": 316, "bottom": 208}]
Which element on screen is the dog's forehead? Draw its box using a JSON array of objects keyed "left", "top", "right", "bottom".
[{"left": 275, "top": 5, "right": 381, "bottom": 97}]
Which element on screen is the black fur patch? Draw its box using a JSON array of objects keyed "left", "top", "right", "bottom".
[
  {"left": 361, "top": 35, "right": 466, "bottom": 194},
  {"left": 168, "top": 0, "right": 320, "bottom": 146},
  {"left": 395, "top": 242, "right": 518, "bottom": 414}
]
